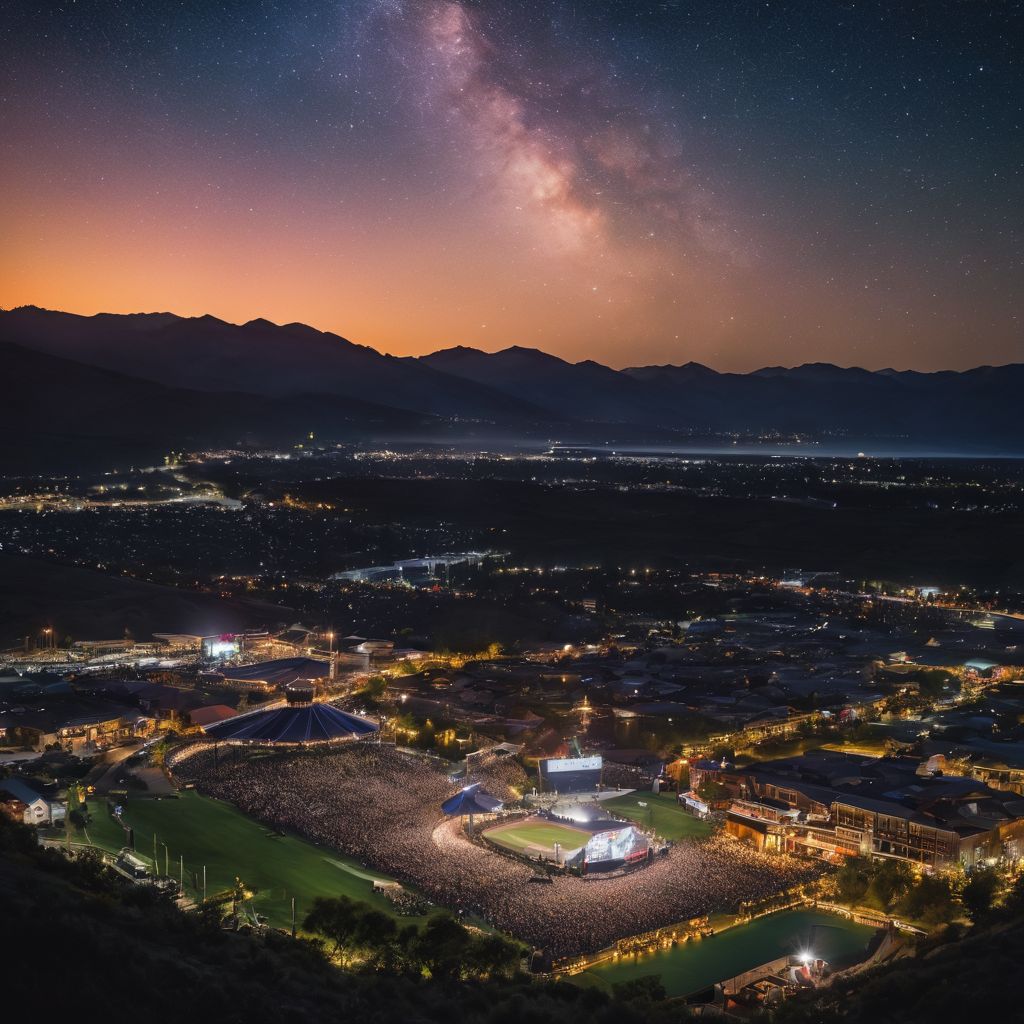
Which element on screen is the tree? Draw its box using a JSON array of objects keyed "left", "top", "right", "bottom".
[
  {"left": 365, "top": 675, "right": 388, "bottom": 699},
  {"left": 962, "top": 867, "right": 1000, "bottom": 923},
  {"left": 834, "top": 858, "right": 871, "bottom": 905},
  {"left": 865, "top": 860, "right": 913, "bottom": 911},
  {"left": 696, "top": 777, "right": 731, "bottom": 804},
  {"left": 353, "top": 908, "right": 397, "bottom": 953},
  {"left": 303, "top": 895, "right": 362, "bottom": 963},
  {"left": 364, "top": 922, "right": 420, "bottom": 975},
  {"left": 898, "top": 873, "right": 956, "bottom": 926},
  {"left": 464, "top": 933, "right": 521, "bottom": 980},
  {"left": 413, "top": 913, "right": 473, "bottom": 983},
  {"left": 918, "top": 668, "right": 956, "bottom": 698},
  {"left": 1001, "top": 872, "right": 1024, "bottom": 918}
]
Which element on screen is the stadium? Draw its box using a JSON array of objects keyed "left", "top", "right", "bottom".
[
  {"left": 445, "top": 755, "right": 656, "bottom": 872},
  {"left": 482, "top": 812, "right": 652, "bottom": 872},
  {"left": 167, "top": 739, "right": 823, "bottom": 958}
]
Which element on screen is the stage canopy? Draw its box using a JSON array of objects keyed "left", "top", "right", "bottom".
[
  {"left": 218, "top": 657, "right": 329, "bottom": 687},
  {"left": 441, "top": 783, "right": 503, "bottom": 816},
  {"left": 204, "top": 702, "right": 378, "bottom": 744}
]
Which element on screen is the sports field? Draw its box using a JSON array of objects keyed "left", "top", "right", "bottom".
[
  {"left": 483, "top": 817, "right": 589, "bottom": 856},
  {"left": 600, "top": 792, "right": 715, "bottom": 841},
  {"left": 80, "top": 789, "right": 420, "bottom": 929}
]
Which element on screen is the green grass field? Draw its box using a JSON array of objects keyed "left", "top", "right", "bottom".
[
  {"left": 484, "top": 819, "right": 589, "bottom": 855},
  {"left": 81, "top": 790, "right": 418, "bottom": 929},
  {"left": 600, "top": 792, "right": 715, "bottom": 841}
]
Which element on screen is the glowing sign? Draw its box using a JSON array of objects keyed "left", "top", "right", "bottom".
[{"left": 542, "top": 756, "right": 602, "bottom": 773}]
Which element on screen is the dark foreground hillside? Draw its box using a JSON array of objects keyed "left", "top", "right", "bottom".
[
  {"left": 0, "top": 818, "right": 657, "bottom": 1024},
  {"left": 2, "top": 814, "right": 1024, "bottom": 1024}
]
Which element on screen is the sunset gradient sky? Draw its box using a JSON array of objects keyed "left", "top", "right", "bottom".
[{"left": 2, "top": 1, "right": 1020, "bottom": 370}]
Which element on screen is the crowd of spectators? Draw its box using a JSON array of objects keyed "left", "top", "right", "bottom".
[
  {"left": 599, "top": 761, "right": 660, "bottom": 790},
  {"left": 171, "top": 742, "right": 821, "bottom": 957},
  {"left": 463, "top": 749, "right": 531, "bottom": 802}
]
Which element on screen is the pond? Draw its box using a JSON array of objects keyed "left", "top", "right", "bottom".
[{"left": 583, "top": 908, "right": 876, "bottom": 997}]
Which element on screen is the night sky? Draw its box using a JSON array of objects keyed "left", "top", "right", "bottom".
[{"left": 2, "top": 1, "right": 1020, "bottom": 370}]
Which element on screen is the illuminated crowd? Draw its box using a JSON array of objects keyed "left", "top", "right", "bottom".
[
  {"left": 171, "top": 742, "right": 820, "bottom": 956},
  {"left": 464, "top": 749, "right": 531, "bottom": 802}
]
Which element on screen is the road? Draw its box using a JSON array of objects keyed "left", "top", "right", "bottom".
[{"left": 88, "top": 742, "right": 145, "bottom": 794}]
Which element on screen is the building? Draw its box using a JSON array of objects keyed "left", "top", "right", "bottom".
[
  {"left": 0, "top": 698, "right": 153, "bottom": 753},
  {"left": 215, "top": 657, "right": 330, "bottom": 691},
  {"left": 188, "top": 705, "right": 238, "bottom": 730},
  {"left": 922, "top": 738, "right": 1024, "bottom": 796},
  {"left": 729, "top": 749, "right": 1024, "bottom": 868},
  {"left": 57, "top": 708, "right": 153, "bottom": 753},
  {"left": 725, "top": 796, "right": 801, "bottom": 851},
  {"left": 0, "top": 779, "right": 65, "bottom": 826}
]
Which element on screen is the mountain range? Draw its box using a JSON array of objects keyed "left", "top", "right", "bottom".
[{"left": 1, "top": 305, "right": 1021, "bottom": 471}]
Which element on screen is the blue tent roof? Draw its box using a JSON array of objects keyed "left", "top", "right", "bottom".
[
  {"left": 204, "top": 702, "right": 377, "bottom": 744},
  {"left": 441, "top": 783, "right": 503, "bottom": 816},
  {"left": 219, "top": 658, "right": 330, "bottom": 686}
]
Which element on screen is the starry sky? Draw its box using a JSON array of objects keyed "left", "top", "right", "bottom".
[{"left": 1, "top": 1, "right": 1020, "bottom": 370}]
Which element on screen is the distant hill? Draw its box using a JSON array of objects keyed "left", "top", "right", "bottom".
[
  {"left": 2, "top": 306, "right": 1023, "bottom": 455},
  {"left": 0, "top": 306, "right": 547, "bottom": 423},
  {"left": 0, "top": 340, "right": 440, "bottom": 473},
  {"left": 620, "top": 360, "right": 1024, "bottom": 443},
  {"left": 421, "top": 345, "right": 667, "bottom": 425}
]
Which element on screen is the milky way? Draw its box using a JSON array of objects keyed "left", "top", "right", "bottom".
[
  {"left": 1, "top": 1, "right": 1020, "bottom": 369},
  {"left": 411, "top": 1, "right": 736, "bottom": 265}
]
